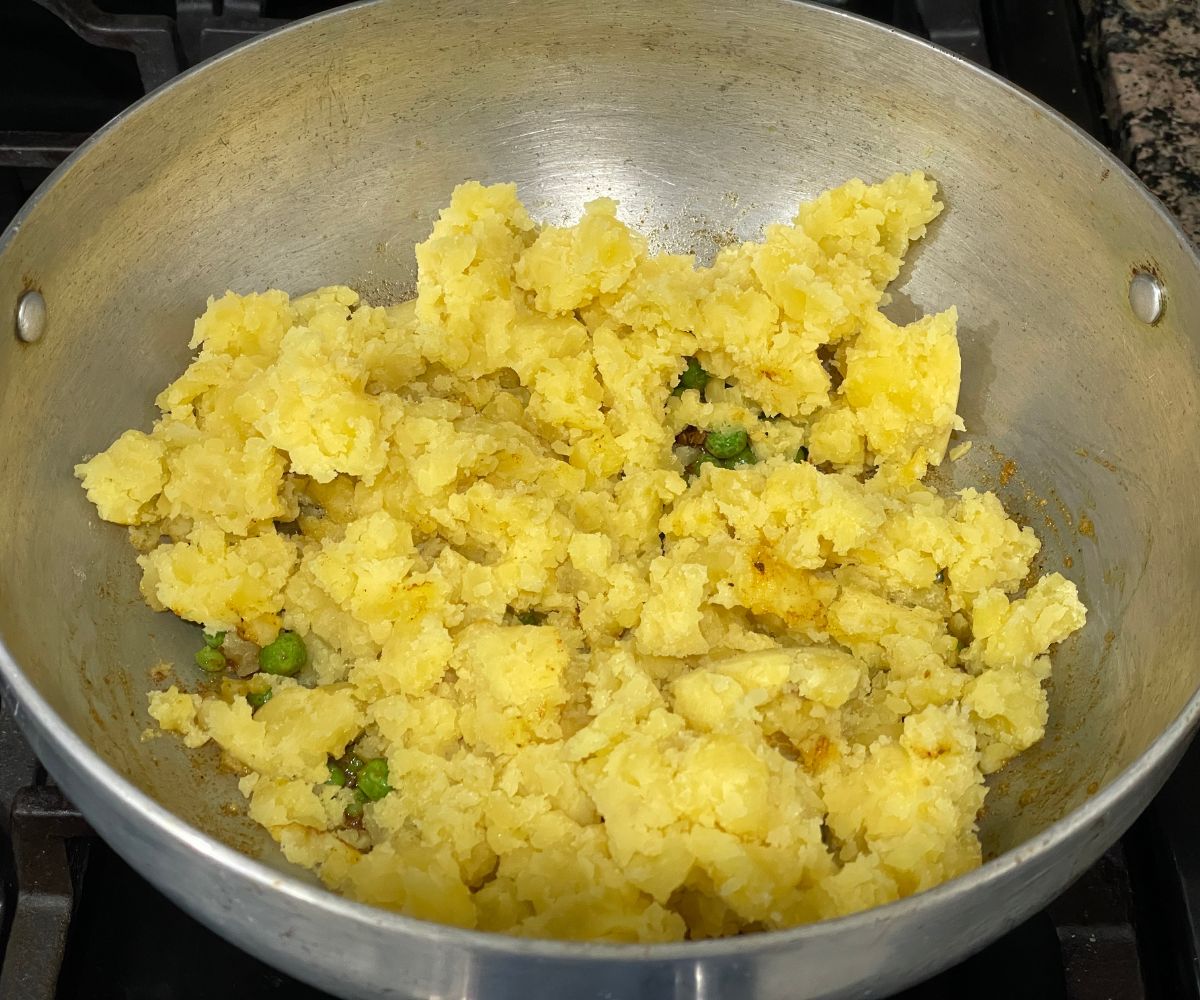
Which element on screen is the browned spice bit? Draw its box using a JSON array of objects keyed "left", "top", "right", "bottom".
[
  {"left": 998, "top": 458, "right": 1017, "bottom": 486},
  {"left": 222, "top": 632, "right": 261, "bottom": 677},
  {"left": 1063, "top": 555, "right": 1073, "bottom": 569},
  {"left": 816, "top": 342, "right": 844, "bottom": 390},
  {"left": 674, "top": 425, "right": 707, "bottom": 448},
  {"left": 1086, "top": 781, "right": 1100, "bottom": 796},
  {"left": 1078, "top": 515, "right": 1095, "bottom": 538},
  {"left": 1104, "top": 630, "right": 1116, "bottom": 647},
  {"left": 800, "top": 735, "right": 833, "bottom": 771},
  {"left": 765, "top": 731, "right": 800, "bottom": 761},
  {"left": 218, "top": 751, "right": 250, "bottom": 777},
  {"left": 913, "top": 741, "right": 950, "bottom": 760}
]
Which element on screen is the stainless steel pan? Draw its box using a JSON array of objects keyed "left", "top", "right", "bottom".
[{"left": 2, "top": 1, "right": 1199, "bottom": 997}]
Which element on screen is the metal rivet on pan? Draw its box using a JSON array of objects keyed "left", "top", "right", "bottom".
[
  {"left": 15, "top": 290, "right": 47, "bottom": 343},
  {"left": 1128, "top": 271, "right": 1165, "bottom": 325}
]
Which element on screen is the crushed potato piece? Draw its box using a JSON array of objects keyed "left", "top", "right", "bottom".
[{"left": 77, "top": 174, "right": 1086, "bottom": 942}]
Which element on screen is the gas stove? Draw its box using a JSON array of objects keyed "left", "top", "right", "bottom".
[{"left": 1, "top": 3, "right": 1197, "bottom": 998}]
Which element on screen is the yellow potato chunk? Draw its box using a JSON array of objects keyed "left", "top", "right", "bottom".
[
  {"left": 137, "top": 526, "right": 296, "bottom": 632},
  {"left": 240, "top": 325, "right": 388, "bottom": 484},
  {"left": 201, "top": 684, "right": 363, "bottom": 782},
  {"left": 842, "top": 307, "right": 961, "bottom": 476},
  {"left": 147, "top": 686, "right": 207, "bottom": 748},
  {"left": 516, "top": 198, "right": 645, "bottom": 314},
  {"left": 453, "top": 623, "right": 572, "bottom": 755},
  {"left": 76, "top": 430, "right": 166, "bottom": 525}
]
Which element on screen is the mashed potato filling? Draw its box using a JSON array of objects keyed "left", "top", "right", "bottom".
[{"left": 79, "top": 174, "right": 1086, "bottom": 942}]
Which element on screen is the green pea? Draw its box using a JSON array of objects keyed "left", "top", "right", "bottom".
[
  {"left": 258, "top": 630, "right": 307, "bottom": 676},
  {"left": 689, "top": 453, "right": 722, "bottom": 476},
  {"left": 723, "top": 448, "right": 758, "bottom": 469},
  {"left": 678, "top": 357, "right": 709, "bottom": 393},
  {"left": 795, "top": 445, "right": 809, "bottom": 463},
  {"left": 195, "top": 647, "right": 227, "bottom": 673},
  {"left": 516, "top": 610, "right": 546, "bottom": 626},
  {"left": 704, "top": 426, "right": 749, "bottom": 460},
  {"left": 246, "top": 687, "right": 273, "bottom": 710},
  {"left": 327, "top": 761, "right": 347, "bottom": 787},
  {"left": 357, "top": 758, "right": 391, "bottom": 801},
  {"left": 203, "top": 631, "right": 226, "bottom": 649}
]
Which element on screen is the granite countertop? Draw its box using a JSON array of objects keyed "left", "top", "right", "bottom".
[{"left": 1084, "top": 0, "right": 1200, "bottom": 244}]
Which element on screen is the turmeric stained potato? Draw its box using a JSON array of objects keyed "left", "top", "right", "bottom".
[{"left": 77, "top": 173, "right": 1086, "bottom": 942}]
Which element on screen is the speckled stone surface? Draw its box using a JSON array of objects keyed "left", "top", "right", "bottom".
[{"left": 1081, "top": 0, "right": 1200, "bottom": 244}]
